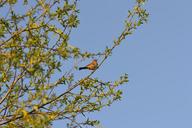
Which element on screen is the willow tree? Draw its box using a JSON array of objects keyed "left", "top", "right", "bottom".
[{"left": 0, "top": 0, "right": 148, "bottom": 127}]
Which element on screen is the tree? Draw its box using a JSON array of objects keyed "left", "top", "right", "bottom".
[{"left": 0, "top": 0, "right": 148, "bottom": 127}]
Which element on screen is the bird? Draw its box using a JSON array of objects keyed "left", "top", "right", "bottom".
[{"left": 79, "top": 59, "right": 98, "bottom": 70}]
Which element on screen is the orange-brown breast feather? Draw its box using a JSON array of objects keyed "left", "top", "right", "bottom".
[{"left": 86, "top": 60, "right": 98, "bottom": 70}]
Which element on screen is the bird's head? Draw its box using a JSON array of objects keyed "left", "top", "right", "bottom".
[{"left": 93, "top": 59, "right": 97, "bottom": 63}]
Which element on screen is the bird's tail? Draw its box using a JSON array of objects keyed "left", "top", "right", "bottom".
[{"left": 79, "top": 67, "right": 88, "bottom": 70}]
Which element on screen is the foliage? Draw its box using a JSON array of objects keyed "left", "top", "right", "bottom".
[{"left": 0, "top": 0, "right": 148, "bottom": 127}]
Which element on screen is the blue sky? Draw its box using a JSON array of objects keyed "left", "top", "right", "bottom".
[{"left": 53, "top": 0, "right": 192, "bottom": 128}]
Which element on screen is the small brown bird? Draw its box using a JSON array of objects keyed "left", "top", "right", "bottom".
[{"left": 79, "top": 59, "right": 98, "bottom": 70}]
